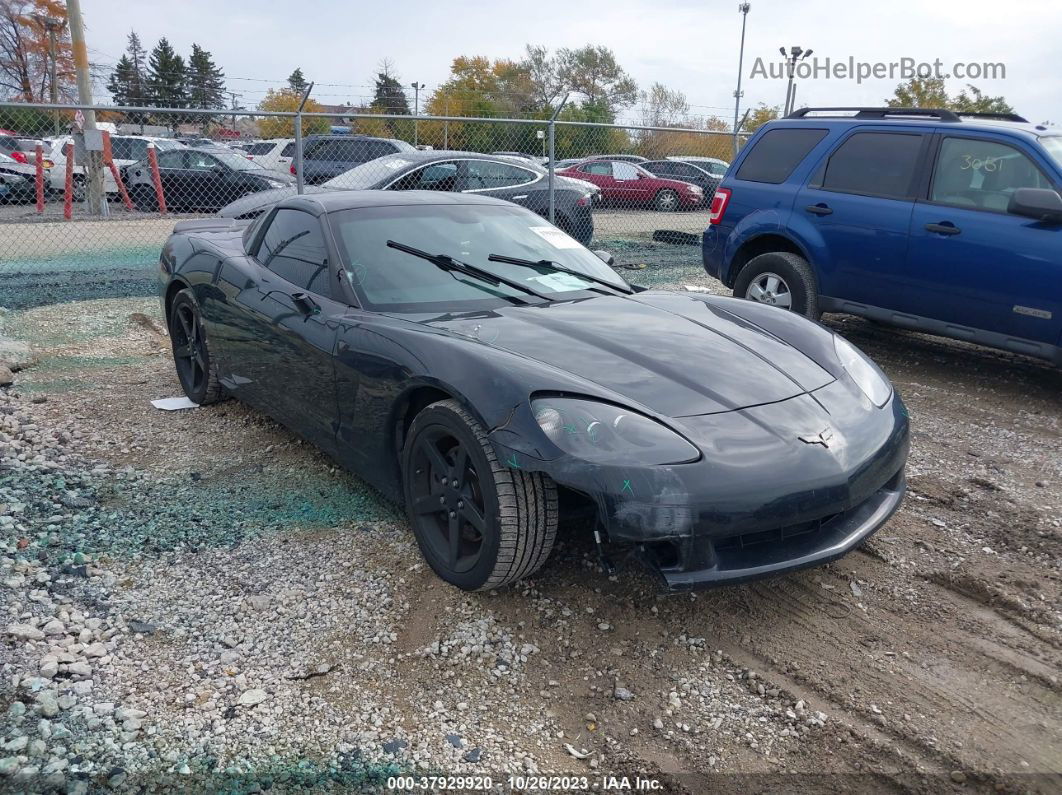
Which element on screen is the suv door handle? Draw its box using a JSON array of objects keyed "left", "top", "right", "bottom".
[
  {"left": 805, "top": 203, "right": 833, "bottom": 216},
  {"left": 925, "top": 222, "right": 961, "bottom": 236}
]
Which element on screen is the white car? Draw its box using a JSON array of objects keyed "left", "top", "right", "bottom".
[
  {"left": 240, "top": 139, "right": 296, "bottom": 176},
  {"left": 47, "top": 135, "right": 184, "bottom": 198}
]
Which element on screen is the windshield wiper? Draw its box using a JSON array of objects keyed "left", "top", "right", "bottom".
[
  {"left": 386, "top": 240, "right": 552, "bottom": 304},
  {"left": 487, "top": 253, "right": 633, "bottom": 295}
]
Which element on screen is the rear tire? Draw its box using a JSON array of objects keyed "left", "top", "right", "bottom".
[
  {"left": 132, "top": 186, "right": 158, "bottom": 212},
  {"left": 402, "top": 399, "right": 558, "bottom": 591},
  {"left": 168, "top": 289, "right": 224, "bottom": 405},
  {"left": 654, "top": 189, "right": 679, "bottom": 212},
  {"left": 733, "top": 251, "right": 820, "bottom": 320}
]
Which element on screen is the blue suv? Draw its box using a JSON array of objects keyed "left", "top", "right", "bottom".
[{"left": 703, "top": 107, "right": 1062, "bottom": 366}]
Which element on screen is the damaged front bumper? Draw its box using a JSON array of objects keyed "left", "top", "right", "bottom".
[{"left": 489, "top": 381, "right": 910, "bottom": 591}]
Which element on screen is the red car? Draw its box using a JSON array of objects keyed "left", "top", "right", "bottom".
[{"left": 557, "top": 159, "right": 704, "bottom": 211}]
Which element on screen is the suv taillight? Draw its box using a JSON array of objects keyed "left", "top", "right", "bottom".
[
  {"left": 10, "top": 150, "right": 27, "bottom": 163},
  {"left": 290, "top": 164, "right": 296, "bottom": 175},
  {"left": 708, "top": 187, "right": 731, "bottom": 225}
]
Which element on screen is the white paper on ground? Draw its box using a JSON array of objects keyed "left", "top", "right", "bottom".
[
  {"left": 151, "top": 396, "right": 199, "bottom": 411},
  {"left": 684, "top": 284, "right": 712, "bottom": 293}
]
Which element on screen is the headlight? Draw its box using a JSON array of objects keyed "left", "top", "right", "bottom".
[
  {"left": 532, "top": 397, "right": 699, "bottom": 465},
  {"left": 833, "top": 335, "right": 892, "bottom": 407}
]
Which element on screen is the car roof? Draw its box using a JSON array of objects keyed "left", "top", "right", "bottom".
[
  {"left": 279, "top": 189, "right": 516, "bottom": 215},
  {"left": 770, "top": 108, "right": 1050, "bottom": 139}
]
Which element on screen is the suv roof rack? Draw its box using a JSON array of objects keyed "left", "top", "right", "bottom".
[{"left": 786, "top": 107, "right": 1028, "bottom": 124}]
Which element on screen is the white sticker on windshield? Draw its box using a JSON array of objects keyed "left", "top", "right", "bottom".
[
  {"left": 381, "top": 158, "right": 411, "bottom": 170},
  {"left": 529, "top": 226, "right": 581, "bottom": 249},
  {"left": 531, "top": 272, "right": 589, "bottom": 291}
]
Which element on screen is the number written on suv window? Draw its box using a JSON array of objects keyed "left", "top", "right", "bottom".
[{"left": 931, "top": 138, "right": 1053, "bottom": 212}]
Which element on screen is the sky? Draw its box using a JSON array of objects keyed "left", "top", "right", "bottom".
[{"left": 79, "top": 0, "right": 1061, "bottom": 126}]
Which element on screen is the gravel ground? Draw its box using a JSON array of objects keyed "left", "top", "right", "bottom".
[{"left": 0, "top": 251, "right": 1059, "bottom": 793}]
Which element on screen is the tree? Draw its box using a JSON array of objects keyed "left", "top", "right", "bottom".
[
  {"left": 145, "top": 37, "right": 186, "bottom": 110},
  {"left": 0, "top": 0, "right": 74, "bottom": 102},
  {"left": 885, "top": 78, "right": 1013, "bottom": 114},
  {"left": 744, "top": 103, "right": 780, "bottom": 132},
  {"left": 640, "top": 82, "right": 689, "bottom": 128},
  {"left": 256, "top": 88, "right": 330, "bottom": 138},
  {"left": 287, "top": 67, "right": 307, "bottom": 95},
  {"left": 521, "top": 44, "right": 563, "bottom": 109},
  {"left": 555, "top": 45, "right": 637, "bottom": 119},
  {"left": 371, "top": 67, "right": 410, "bottom": 115},
  {"left": 185, "top": 43, "right": 225, "bottom": 110}
]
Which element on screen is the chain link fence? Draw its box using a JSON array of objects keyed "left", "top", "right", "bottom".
[{"left": 0, "top": 101, "right": 748, "bottom": 308}]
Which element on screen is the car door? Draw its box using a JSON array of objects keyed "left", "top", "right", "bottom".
[
  {"left": 233, "top": 208, "right": 342, "bottom": 445},
  {"left": 574, "top": 161, "right": 616, "bottom": 200},
  {"left": 794, "top": 128, "right": 927, "bottom": 306},
  {"left": 154, "top": 149, "right": 190, "bottom": 207},
  {"left": 183, "top": 150, "right": 225, "bottom": 209},
  {"left": 459, "top": 159, "right": 539, "bottom": 209},
  {"left": 612, "top": 161, "right": 653, "bottom": 205},
  {"left": 903, "top": 133, "right": 1062, "bottom": 346}
]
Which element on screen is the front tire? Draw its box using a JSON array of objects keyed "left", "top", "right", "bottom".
[
  {"left": 168, "top": 289, "right": 224, "bottom": 405},
  {"left": 653, "top": 189, "right": 679, "bottom": 212},
  {"left": 733, "top": 251, "right": 820, "bottom": 319},
  {"left": 403, "top": 400, "right": 558, "bottom": 591}
]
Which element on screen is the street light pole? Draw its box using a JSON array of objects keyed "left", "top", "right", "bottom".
[
  {"left": 32, "top": 15, "right": 64, "bottom": 134},
  {"left": 732, "top": 3, "right": 750, "bottom": 157},
  {"left": 781, "top": 45, "right": 813, "bottom": 116},
  {"left": 410, "top": 81, "right": 423, "bottom": 147}
]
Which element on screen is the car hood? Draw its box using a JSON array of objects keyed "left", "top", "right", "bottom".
[
  {"left": 423, "top": 291, "right": 834, "bottom": 417},
  {"left": 217, "top": 184, "right": 331, "bottom": 217}
]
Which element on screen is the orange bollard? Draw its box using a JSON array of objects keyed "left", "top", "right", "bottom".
[
  {"left": 146, "top": 143, "right": 166, "bottom": 215},
  {"left": 34, "top": 142, "right": 44, "bottom": 214},
  {"left": 102, "top": 131, "right": 134, "bottom": 211},
  {"left": 63, "top": 142, "right": 74, "bottom": 220}
]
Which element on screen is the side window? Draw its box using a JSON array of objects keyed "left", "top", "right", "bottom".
[
  {"left": 463, "top": 160, "right": 535, "bottom": 190},
  {"left": 816, "top": 132, "right": 923, "bottom": 199},
  {"left": 110, "top": 137, "right": 132, "bottom": 161},
  {"left": 613, "top": 162, "right": 640, "bottom": 180},
  {"left": 280, "top": 142, "right": 296, "bottom": 157},
  {"left": 583, "top": 162, "right": 612, "bottom": 176},
  {"left": 368, "top": 141, "right": 396, "bottom": 159},
  {"left": 156, "top": 150, "right": 185, "bottom": 168},
  {"left": 647, "top": 162, "right": 675, "bottom": 176},
  {"left": 931, "top": 137, "right": 1051, "bottom": 212},
  {"left": 257, "top": 209, "right": 330, "bottom": 294},
  {"left": 187, "top": 151, "right": 218, "bottom": 170},
  {"left": 246, "top": 142, "right": 275, "bottom": 156},
  {"left": 390, "top": 161, "right": 459, "bottom": 191},
  {"left": 736, "top": 128, "right": 828, "bottom": 184},
  {"left": 126, "top": 139, "right": 148, "bottom": 161}
]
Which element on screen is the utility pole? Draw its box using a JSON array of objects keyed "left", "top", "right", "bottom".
[
  {"left": 780, "top": 45, "right": 813, "bottom": 116},
  {"left": 65, "top": 0, "right": 104, "bottom": 215},
  {"left": 410, "top": 81, "right": 423, "bottom": 147},
  {"left": 732, "top": 3, "right": 750, "bottom": 158},
  {"left": 228, "top": 91, "right": 242, "bottom": 133}
]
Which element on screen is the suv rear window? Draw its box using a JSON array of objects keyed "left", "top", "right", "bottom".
[
  {"left": 736, "top": 128, "right": 827, "bottom": 184},
  {"left": 817, "top": 132, "right": 924, "bottom": 199}
]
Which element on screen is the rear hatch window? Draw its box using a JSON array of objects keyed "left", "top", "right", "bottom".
[{"left": 736, "top": 128, "right": 827, "bottom": 184}]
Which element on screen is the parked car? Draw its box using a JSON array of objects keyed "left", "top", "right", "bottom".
[
  {"left": 585, "top": 154, "right": 648, "bottom": 163},
  {"left": 642, "top": 159, "right": 722, "bottom": 198},
  {"left": 703, "top": 106, "right": 1062, "bottom": 366},
  {"left": 159, "top": 191, "right": 908, "bottom": 591},
  {"left": 0, "top": 133, "right": 26, "bottom": 163},
  {"left": 558, "top": 159, "right": 704, "bottom": 211},
  {"left": 492, "top": 151, "right": 547, "bottom": 166},
  {"left": 668, "top": 155, "right": 729, "bottom": 179},
  {"left": 0, "top": 153, "right": 35, "bottom": 203},
  {"left": 124, "top": 146, "right": 294, "bottom": 211},
  {"left": 218, "top": 151, "right": 597, "bottom": 244},
  {"left": 297, "top": 134, "right": 416, "bottom": 184},
  {"left": 49, "top": 135, "right": 184, "bottom": 199},
  {"left": 13, "top": 139, "right": 53, "bottom": 167},
  {"left": 241, "top": 138, "right": 296, "bottom": 175}
]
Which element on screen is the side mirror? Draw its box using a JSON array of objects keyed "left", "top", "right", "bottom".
[
  {"left": 593, "top": 250, "right": 615, "bottom": 267},
  {"left": 1008, "top": 187, "right": 1062, "bottom": 223}
]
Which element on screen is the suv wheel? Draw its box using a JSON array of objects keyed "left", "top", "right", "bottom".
[{"left": 733, "top": 252, "right": 820, "bottom": 319}]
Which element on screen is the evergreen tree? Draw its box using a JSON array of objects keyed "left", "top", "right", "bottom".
[
  {"left": 371, "top": 70, "right": 410, "bottom": 115},
  {"left": 287, "top": 67, "right": 307, "bottom": 94},
  {"left": 145, "top": 37, "right": 187, "bottom": 112},
  {"left": 126, "top": 31, "right": 146, "bottom": 103},
  {"left": 186, "top": 43, "right": 226, "bottom": 110},
  {"left": 106, "top": 54, "right": 138, "bottom": 106}
]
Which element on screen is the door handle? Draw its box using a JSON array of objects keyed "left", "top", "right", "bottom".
[
  {"left": 925, "top": 222, "right": 961, "bottom": 236},
  {"left": 805, "top": 203, "right": 833, "bottom": 216}
]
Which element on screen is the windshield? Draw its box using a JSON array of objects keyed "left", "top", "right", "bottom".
[
  {"left": 323, "top": 155, "right": 413, "bottom": 189},
  {"left": 211, "top": 151, "right": 266, "bottom": 171},
  {"left": 154, "top": 139, "right": 182, "bottom": 151},
  {"left": 330, "top": 203, "right": 628, "bottom": 311},
  {"left": 1042, "top": 136, "right": 1062, "bottom": 171}
]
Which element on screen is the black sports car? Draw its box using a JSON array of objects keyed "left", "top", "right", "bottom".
[
  {"left": 160, "top": 191, "right": 909, "bottom": 592},
  {"left": 216, "top": 151, "right": 597, "bottom": 245},
  {"left": 123, "top": 147, "right": 294, "bottom": 212}
]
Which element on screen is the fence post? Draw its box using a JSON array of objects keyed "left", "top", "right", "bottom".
[
  {"left": 294, "top": 82, "right": 313, "bottom": 196},
  {"left": 62, "top": 142, "right": 74, "bottom": 220},
  {"left": 547, "top": 94, "right": 570, "bottom": 225},
  {"left": 34, "top": 143, "right": 44, "bottom": 214},
  {"left": 146, "top": 143, "right": 166, "bottom": 215}
]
